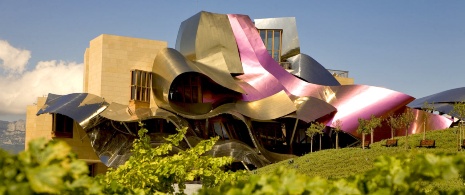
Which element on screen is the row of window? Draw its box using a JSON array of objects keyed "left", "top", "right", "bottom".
[
  {"left": 258, "top": 29, "right": 282, "bottom": 63},
  {"left": 131, "top": 70, "right": 152, "bottom": 102}
]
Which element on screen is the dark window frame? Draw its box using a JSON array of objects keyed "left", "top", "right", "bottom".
[
  {"left": 130, "top": 70, "right": 152, "bottom": 103},
  {"left": 257, "top": 29, "right": 283, "bottom": 62},
  {"left": 52, "top": 113, "right": 74, "bottom": 138}
]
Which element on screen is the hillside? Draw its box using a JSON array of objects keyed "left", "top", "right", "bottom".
[
  {"left": 0, "top": 120, "right": 25, "bottom": 154},
  {"left": 256, "top": 127, "right": 464, "bottom": 190}
]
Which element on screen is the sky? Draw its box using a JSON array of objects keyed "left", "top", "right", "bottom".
[{"left": 0, "top": 1, "right": 464, "bottom": 122}]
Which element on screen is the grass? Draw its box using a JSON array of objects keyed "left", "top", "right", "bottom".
[{"left": 256, "top": 127, "right": 465, "bottom": 190}]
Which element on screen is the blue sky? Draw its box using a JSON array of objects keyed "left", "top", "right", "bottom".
[{"left": 0, "top": 1, "right": 464, "bottom": 121}]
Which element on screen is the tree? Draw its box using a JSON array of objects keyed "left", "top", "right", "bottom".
[
  {"left": 332, "top": 120, "right": 343, "bottom": 149},
  {"left": 368, "top": 115, "right": 382, "bottom": 144},
  {"left": 306, "top": 122, "right": 326, "bottom": 153},
  {"left": 99, "top": 122, "right": 245, "bottom": 194},
  {"left": 421, "top": 101, "right": 435, "bottom": 140},
  {"left": 357, "top": 118, "right": 370, "bottom": 149},
  {"left": 386, "top": 114, "right": 401, "bottom": 139},
  {"left": 451, "top": 101, "right": 465, "bottom": 150},
  {"left": 399, "top": 108, "right": 415, "bottom": 149}
]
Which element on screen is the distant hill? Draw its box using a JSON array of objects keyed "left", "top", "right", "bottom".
[{"left": 0, "top": 120, "right": 25, "bottom": 154}]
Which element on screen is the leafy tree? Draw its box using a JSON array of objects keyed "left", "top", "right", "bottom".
[
  {"left": 98, "top": 122, "right": 245, "bottom": 194},
  {"left": 357, "top": 118, "right": 370, "bottom": 149},
  {"left": 451, "top": 101, "right": 465, "bottom": 150},
  {"left": 332, "top": 120, "right": 343, "bottom": 149},
  {"left": 386, "top": 114, "right": 401, "bottom": 139},
  {"left": 399, "top": 108, "right": 415, "bottom": 149},
  {"left": 368, "top": 115, "right": 382, "bottom": 144},
  {"left": 306, "top": 122, "right": 326, "bottom": 153},
  {"left": 421, "top": 101, "right": 435, "bottom": 140}
]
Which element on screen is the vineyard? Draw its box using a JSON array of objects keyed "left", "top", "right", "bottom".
[
  {"left": 2, "top": 125, "right": 465, "bottom": 194},
  {"left": 257, "top": 126, "right": 465, "bottom": 191}
]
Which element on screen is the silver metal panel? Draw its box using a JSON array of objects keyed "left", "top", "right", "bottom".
[
  {"left": 408, "top": 87, "right": 465, "bottom": 107},
  {"left": 287, "top": 54, "right": 341, "bottom": 86},
  {"left": 36, "top": 93, "right": 108, "bottom": 128}
]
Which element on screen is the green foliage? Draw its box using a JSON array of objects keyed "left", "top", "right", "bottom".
[
  {"left": 399, "top": 108, "right": 416, "bottom": 149},
  {"left": 451, "top": 101, "right": 465, "bottom": 120},
  {"left": 306, "top": 122, "right": 326, "bottom": 152},
  {"left": 258, "top": 127, "right": 464, "bottom": 191},
  {"left": 332, "top": 120, "right": 343, "bottom": 149},
  {"left": 305, "top": 122, "right": 325, "bottom": 138},
  {"left": 421, "top": 101, "right": 435, "bottom": 140},
  {"left": 200, "top": 152, "right": 465, "bottom": 195},
  {"left": 368, "top": 115, "right": 382, "bottom": 132},
  {"left": 0, "top": 138, "right": 101, "bottom": 195},
  {"left": 386, "top": 114, "right": 402, "bottom": 139},
  {"left": 356, "top": 118, "right": 370, "bottom": 135},
  {"left": 98, "top": 122, "right": 245, "bottom": 194}
]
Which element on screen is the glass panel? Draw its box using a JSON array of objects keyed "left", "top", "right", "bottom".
[
  {"left": 147, "top": 73, "right": 152, "bottom": 87},
  {"left": 141, "top": 88, "right": 146, "bottom": 102},
  {"left": 274, "top": 31, "right": 280, "bottom": 51},
  {"left": 192, "top": 86, "right": 198, "bottom": 103},
  {"left": 136, "top": 71, "right": 141, "bottom": 86},
  {"left": 145, "top": 88, "right": 150, "bottom": 102},
  {"left": 266, "top": 30, "right": 272, "bottom": 49},
  {"left": 137, "top": 87, "right": 142, "bottom": 100},
  {"left": 131, "top": 86, "right": 136, "bottom": 100},
  {"left": 131, "top": 71, "right": 136, "bottom": 85},
  {"left": 141, "top": 72, "right": 146, "bottom": 87},
  {"left": 213, "top": 122, "right": 229, "bottom": 139},
  {"left": 184, "top": 87, "right": 192, "bottom": 103},
  {"left": 260, "top": 30, "right": 266, "bottom": 45}
]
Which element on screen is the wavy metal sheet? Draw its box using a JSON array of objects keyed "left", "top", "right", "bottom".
[
  {"left": 227, "top": 14, "right": 416, "bottom": 138},
  {"left": 176, "top": 11, "right": 243, "bottom": 74},
  {"left": 206, "top": 140, "right": 269, "bottom": 167},
  {"left": 408, "top": 87, "right": 465, "bottom": 118},
  {"left": 287, "top": 53, "right": 341, "bottom": 86},
  {"left": 293, "top": 96, "right": 337, "bottom": 123},
  {"left": 37, "top": 93, "right": 108, "bottom": 128},
  {"left": 236, "top": 91, "right": 296, "bottom": 121},
  {"left": 152, "top": 48, "right": 245, "bottom": 114}
]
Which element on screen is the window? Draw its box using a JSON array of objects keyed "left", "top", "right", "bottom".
[
  {"left": 52, "top": 113, "right": 74, "bottom": 138},
  {"left": 131, "top": 70, "right": 152, "bottom": 102},
  {"left": 170, "top": 74, "right": 202, "bottom": 103},
  {"left": 258, "top": 29, "right": 282, "bottom": 62}
]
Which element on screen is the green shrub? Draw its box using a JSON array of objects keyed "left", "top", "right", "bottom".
[
  {"left": 199, "top": 153, "right": 465, "bottom": 195},
  {"left": 97, "top": 123, "right": 246, "bottom": 194},
  {"left": 0, "top": 138, "right": 101, "bottom": 195}
]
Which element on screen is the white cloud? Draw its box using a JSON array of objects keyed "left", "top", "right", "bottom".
[
  {"left": 0, "top": 40, "right": 83, "bottom": 115},
  {"left": 0, "top": 40, "right": 31, "bottom": 74}
]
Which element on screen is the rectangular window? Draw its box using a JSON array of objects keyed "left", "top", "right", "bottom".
[
  {"left": 130, "top": 70, "right": 152, "bottom": 102},
  {"left": 52, "top": 113, "right": 74, "bottom": 138},
  {"left": 257, "top": 29, "right": 282, "bottom": 62}
]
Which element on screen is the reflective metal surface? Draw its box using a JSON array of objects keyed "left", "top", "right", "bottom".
[
  {"left": 36, "top": 11, "right": 457, "bottom": 169},
  {"left": 227, "top": 14, "right": 418, "bottom": 136},
  {"left": 287, "top": 54, "right": 341, "bottom": 86},
  {"left": 235, "top": 91, "right": 296, "bottom": 120},
  {"left": 37, "top": 93, "right": 108, "bottom": 128},
  {"left": 408, "top": 87, "right": 465, "bottom": 118},
  {"left": 176, "top": 11, "right": 243, "bottom": 74}
]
